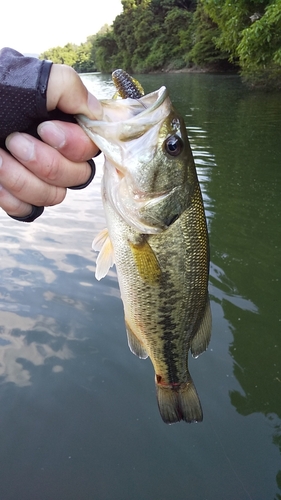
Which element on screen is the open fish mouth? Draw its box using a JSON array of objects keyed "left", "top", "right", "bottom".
[{"left": 76, "top": 87, "right": 171, "bottom": 164}]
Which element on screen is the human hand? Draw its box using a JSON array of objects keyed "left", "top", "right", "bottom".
[{"left": 0, "top": 64, "right": 101, "bottom": 221}]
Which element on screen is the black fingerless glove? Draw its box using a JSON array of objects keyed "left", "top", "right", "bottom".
[{"left": 0, "top": 47, "right": 97, "bottom": 222}]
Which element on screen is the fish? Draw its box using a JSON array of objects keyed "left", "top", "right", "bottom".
[{"left": 76, "top": 69, "right": 212, "bottom": 424}]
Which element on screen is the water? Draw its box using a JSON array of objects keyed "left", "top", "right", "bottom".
[{"left": 0, "top": 72, "right": 280, "bottom": 500}]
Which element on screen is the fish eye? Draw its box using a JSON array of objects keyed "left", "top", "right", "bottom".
[{"left": 164, "top": 135, "right": 183, "bottom": 157}]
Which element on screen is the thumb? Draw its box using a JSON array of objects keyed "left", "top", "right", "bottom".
[{"left": 46, "top": 64, "right": 102, "bottom": 119}]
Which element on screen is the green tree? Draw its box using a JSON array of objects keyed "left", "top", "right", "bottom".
[
  {"left": 40, "top": 43, "right": 78, "bottom": 66},
  {"left": 188, "top": 1, "right": 229, "bottom": 67},
  {"left": 40, "top": 0, "right": 281, "bottom": 88},
  {"left": 202, "top": 0, "right": 281, "bottom": 87},
  {"left": 150, "top": 0, "right": 196, "bottom": 13},
  {"left": 103, "top": 0, "right": 197, "bottom": 72},
  {"left": 237, "top": 0, "right": 281, "bottom": 87},
  {"left": 73, "top": 36, "right": 97, "bottom": 73},
  {"left": 93, "top": 28, "right": 118, "bottom": 72}
]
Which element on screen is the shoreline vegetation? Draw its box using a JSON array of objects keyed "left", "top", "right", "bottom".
[{"left": 40, "top": 0, "right": 281, "bottom": 91}]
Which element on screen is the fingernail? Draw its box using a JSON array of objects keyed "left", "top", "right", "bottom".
[
  {"left": 38, "top": 121, "right": 66, "bottom": 148},
  {"left": 87, "top": 93, "right": 103, "bottom": 119},
  {"left": 6, "top": 133, "right": 35, "bottom": 161}
]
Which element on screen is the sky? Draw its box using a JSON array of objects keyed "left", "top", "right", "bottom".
[{"left": 1, "top": 0, "right": 123, "bottom": 56}]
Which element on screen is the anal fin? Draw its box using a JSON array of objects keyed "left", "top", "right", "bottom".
[
  {"left": 191, "top": 298, "right": 212, "bottom": 358},
  {"left": 125, "top": 321, "right": 148, "bottom": 359}
]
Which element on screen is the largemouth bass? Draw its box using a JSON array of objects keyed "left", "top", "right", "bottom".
[{"left": 77, "top": 70, "right": 211, "bottom": 424}]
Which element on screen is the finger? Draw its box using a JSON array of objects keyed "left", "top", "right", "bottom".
[
  {"left": 0, "top": 183, "right": 32, "bottom": 218},
  {"left": 5, "top": 132, "right": 93, "bottom": 189},
  {"left": 46, "top": 65, "right": 102, "bottom": 119},
  {"left": 0, "top": 148, "right": 66, "bottom": 207},
  {"left": 37, "top": 121, "right": 99, "bottom": 161}
]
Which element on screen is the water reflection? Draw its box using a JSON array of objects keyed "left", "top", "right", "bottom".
[{"left": 0, "top": 314, "right": 73, "bottom": 386}]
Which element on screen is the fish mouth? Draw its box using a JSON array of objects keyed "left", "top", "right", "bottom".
[{"left": 76, "top": 86, "right": 169, "bottom": 151}]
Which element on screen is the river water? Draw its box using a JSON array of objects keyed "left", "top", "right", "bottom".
[{"left": 0, "top": 73, "right": 280, "bottom": 500}]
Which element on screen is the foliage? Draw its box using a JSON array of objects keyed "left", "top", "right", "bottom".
[
  {"left": 101, "top": 1, "right": 198, "bottom": 72},
  {"left": 40, "top": 29, "right": 108, "bottom": 73},
  {"left": 74, "top": 36, "right": 97, "bottom": 73},
  {"left": 237, "top": 1, "right": 281, "bottom": 71},
  {"left": 40, "top": 0, "right": 281, "bottom": 89},
  {"left": 188, "top": 1, "right": 229, "bottom": 66},
  {"left": 92, "top": 29, "right": 118, "bottom": 72},
  {"left": 40, "top": 43, "right": 79, "bottom": 67},
  {"left": 150, "top": 0, "right": 196, "bottom": 13},
  {"left": 202, "top": 0, "right": 281, "bottom": 86}
]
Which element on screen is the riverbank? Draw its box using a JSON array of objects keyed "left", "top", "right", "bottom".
[{"left": 157, "top": 63, "right": 281, "bottom": 90}]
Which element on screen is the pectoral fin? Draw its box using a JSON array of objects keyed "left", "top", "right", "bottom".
[
  {"left": 92, "top": 229, "right": 115, "bottom": 281},
  {"left": 129, "top": 237, "right": 161, "bottom": 285},
  {"left": 191, "top": 298, "right": 212, "bottom": 358}
]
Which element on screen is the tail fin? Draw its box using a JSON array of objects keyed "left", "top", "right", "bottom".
[{"left": 156, "top": 379, "right": 203, "bottom": 424}]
